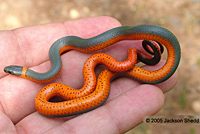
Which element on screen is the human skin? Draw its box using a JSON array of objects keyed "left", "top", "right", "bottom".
[{"left": 0, "top": 16, "right": 178, "bottom": 133}]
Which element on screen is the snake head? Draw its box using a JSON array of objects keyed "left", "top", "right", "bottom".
[{"left": 4, "top": 65, "right": 23, "bottom": 76}]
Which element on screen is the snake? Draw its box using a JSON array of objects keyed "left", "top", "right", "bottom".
[{"left": 4, "top": 25, "right": 181, "bottom": 117}]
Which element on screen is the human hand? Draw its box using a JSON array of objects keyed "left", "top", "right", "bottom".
[{"left": 0, "top": 16, "right": 178, "bottom": 133}]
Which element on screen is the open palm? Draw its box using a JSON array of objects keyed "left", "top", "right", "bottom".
[{"left": 0, "top": 16, "right": 178, "bottom": 133}]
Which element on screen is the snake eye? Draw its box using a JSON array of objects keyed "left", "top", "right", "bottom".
[{"left": 8, "top": 70, "right": 12, "bottom": 74}]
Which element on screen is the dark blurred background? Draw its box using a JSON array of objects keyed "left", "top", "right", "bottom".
[{"left": 1, "top": 0, "right": 200, "bottom": 133}]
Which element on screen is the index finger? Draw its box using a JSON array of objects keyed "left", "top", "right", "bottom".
[{"left": 0, "top": 16, "right": 121, "bottom": 78}]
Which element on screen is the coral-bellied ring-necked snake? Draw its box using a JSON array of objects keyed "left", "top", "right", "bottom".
[{"left": 4, "top": 25, "right": 181, "bottom": 117}]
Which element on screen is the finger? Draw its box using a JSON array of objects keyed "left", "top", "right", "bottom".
[
  {"left": 61, "top": 85, "right": 164, "bottom": 134},
  {"left": 156, "top": 70, "right": 178, "bottom": 93},
  {"left": 0, "top": 16, "right": 121, "bottom": 78},
  {"left": 0, "top": 16, "right": 122, "bottom": 124},
  {"left": 0, "top": 111, "right": 16, "bottom": 133},
  {"left": 141, "top": 60, "right": 179, "bottom": 93},
  {"left": 16, "top": 85, "right": 164, "bottom": 134},
  {"left": 15, "top": 113, "right": 63, "bottom": 134}
]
